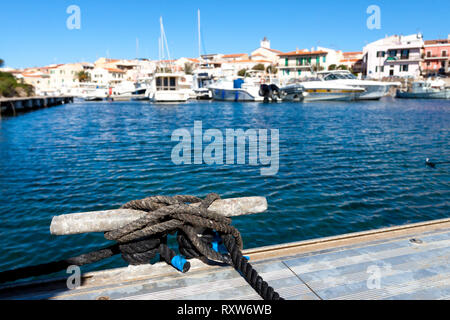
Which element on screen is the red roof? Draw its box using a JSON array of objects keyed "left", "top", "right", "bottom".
[
  {"left": 424, "top": 39, "right": 450, "bottom": 45},
  {"left": 104, "top": 68, "right": 126, "bottom": 73},
  {"left": 222, "top": 53, "right": 247, "bottom": 58}
]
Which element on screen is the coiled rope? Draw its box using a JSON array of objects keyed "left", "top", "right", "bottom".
[{"left": 0, "top": 193, "right": 283, "bottom": 300}]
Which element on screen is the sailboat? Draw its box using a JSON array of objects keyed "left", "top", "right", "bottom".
[
  {"left": 147, "top": 17, "right": 191, "bottom": 102},
  {"left": 192, "top": 9, "right": 214, "bottom": 100}
]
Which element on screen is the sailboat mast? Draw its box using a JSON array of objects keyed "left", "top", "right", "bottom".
[{"left": 198, "top": 9, "right": 201, "bottom": 59}]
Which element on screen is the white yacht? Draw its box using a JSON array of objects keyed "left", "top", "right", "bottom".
[
  {"left": 111, "top": 80, "right": 151, "bottom": 101},
  {"left": 147, "top": 73, "right": 191, "bottom": 102},
  {"left": 75, "top": 83, "right": 109, "bottom": 101},
  {"left": 317, "top": 70, "right": 400, "bottom": 100},
  {"left": 280, "top": 78, "right": 365, "bottom": 102},
  {"left": 209, "top": 70, "right": 279, "bottom": 102},
  {"left": 192, "top": 71, "right": 214, "bottom": 100},
  {"left": 396, "top": 79, "right": 450, "bottom": 99}
]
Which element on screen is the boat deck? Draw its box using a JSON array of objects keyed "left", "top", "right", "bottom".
[{"left": 1, "top": 218, "right": 449, "bottom": 300}]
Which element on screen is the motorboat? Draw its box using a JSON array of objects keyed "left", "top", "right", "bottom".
[
  {"left": 74, "top": 83, "right": 108, "bottom": 101},
  {"left": 316, "top": 70, "right": 400, "bottom": 100},
  {"left": 209, "top": 70, "right": 279, "bottom": 102},
  {"left": 147, "top": 73, "right": 191, "bottom": 102},
  {"left": 110, "top": 80, "right": 151, "bottom": 101},
  {"left": 192, "top": 71, "right": 214, "bottom": 100},
  {"left": 280, "top": 78, "right": 365, "bottom": 102},
  {"left": 396, "top": 79, "right": 450, "bottom": 99}
]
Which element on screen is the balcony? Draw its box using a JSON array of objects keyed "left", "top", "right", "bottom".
[{"left": 424, "top": 54, "right": 449, "bottom": 60}]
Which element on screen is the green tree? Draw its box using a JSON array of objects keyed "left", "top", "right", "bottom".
[
  {"left": 0, "top": 59, "right": 4, "bottom": 68},
  {"left": 0, "top": 71, "right": 34, "bottom": 97},
  {"left": 75, "top": 70, "right": 91, "bottom": 82},
  {"left": 313, "top": 64, "right": 325, "bottom": 72},
  {"left": 328, "top": 64, "right": 337, "bottom": 71},
  {"left": 252, "top": 63, "right": 265, "bottom": 71},
  {"left": 337, "top": 64, "right": 348, "bottom": 70},
  {"left": 237, "top": 69, "right": 248, "bottom": 77},
  {"left": 266, "top": 65, "right": 278, "bottom": 74},
  {"left": 184, "top": 62, "right": 193, "bottom": 75}
]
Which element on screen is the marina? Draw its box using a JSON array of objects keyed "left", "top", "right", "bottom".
[
  {"left": 0, "top": 98, "right": 448, "bottom": 300},
  {"left": 1, "top": 1, "right": 449, "bottom": 303}
]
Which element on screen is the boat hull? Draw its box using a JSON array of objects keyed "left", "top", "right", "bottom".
[
  {"left": 149, "top": 91, "right": 190, "bottom": 102},
  {"left": 210, "top": 88, "right": 263, "bottom": 102},
  {"left": 396, "top": 90, "right": 450, "bottom": 99}
]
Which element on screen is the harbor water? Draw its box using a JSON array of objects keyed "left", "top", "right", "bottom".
[{"left": 0, "top": 98, "right": 449, "bottom": 278}]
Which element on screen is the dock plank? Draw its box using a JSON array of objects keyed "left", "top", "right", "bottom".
[{"left": 1, "top": 219, "right": 449, "bottom": 300}]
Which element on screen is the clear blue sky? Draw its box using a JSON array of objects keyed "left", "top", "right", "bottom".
[{"left": 1, "top": 0, "right": 449, "bottom": 69}]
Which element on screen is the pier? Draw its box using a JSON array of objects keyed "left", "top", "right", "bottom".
[
  {"left": 1, "top": 217, "right": 449, "bottom": 300},
  {"left": 0, "top": 96, "right": 74, "bottom": 116}
]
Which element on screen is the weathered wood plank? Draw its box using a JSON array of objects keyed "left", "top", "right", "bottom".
[{"left": 50, "top": 196, "right": 268, "bottom": 235}]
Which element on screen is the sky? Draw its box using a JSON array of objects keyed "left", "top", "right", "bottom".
[{"left": 1, "top": 0, "right": 449, "bottom": 69}]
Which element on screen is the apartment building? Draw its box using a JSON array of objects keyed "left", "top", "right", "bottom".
[
  {"left": 278, "top": 49, "right": 328, "bottom": 79},
  {"left": 363, "top": 33, "right": 424, "bottom": 79},
  {"left": 422, "top": 37, "right": 450, "bottom": 76}
]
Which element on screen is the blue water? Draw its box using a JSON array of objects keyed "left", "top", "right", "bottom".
[{"left": 0, "top": 98, "right": 449, "bottom": 278}]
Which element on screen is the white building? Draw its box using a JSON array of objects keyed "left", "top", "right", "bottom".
[
  {"left": 250, "top": 37, "right": 282, "bottom": 65},
  {"left": 363, "top": 33, "right": 424, "bottom": 79}
]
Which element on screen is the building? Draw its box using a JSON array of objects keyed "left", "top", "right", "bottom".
[
  {"left": 278, "top": 49, "right": 328, "bottom": 79},
  {"left": 339, "top": 52, "right": 364, "bottom": 73},
  {"left": 422, "top": 37, "right": 450, "bottom": 76},
  {"left": 48, "top": 63, "right": 94, "bottom": 94},
  {"left": 363, "top": 33, "right": 424, "bottom": 79},
  {"left": 90, "top": 67, "right": 126, "bottom": 86},
  {"left": 20, "top": 72, "right": 52, "bottom": 95},
  {"left": 220, "top": 53, "right": 249, "bottom": 62},
  {"left": 250, "top": 37, "right": 282, "bottom": 65}
]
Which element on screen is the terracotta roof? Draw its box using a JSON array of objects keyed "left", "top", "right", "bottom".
[
  {"left": 343, "top": 51, "right": 363, "bottom": 56},
  {"left": 279, "top": 50, "right": 328, "bottom": 57},
  {"left": 265, "top": 48, "right": 283, "bottom": 54},
  {"left": 21, "top": 73, "right": 47, "bottom": 78},
  {"left": 424, "top": 39, "right": 450, "bottom": 45},
  {"left": 222, "top": 53, "right": 247, "bottom": 58},
  {"left": 187, "top": 58, "right": 200, "bottom": 63},
  {"left": 104, "top": 68, "right": 126, "bottom": 73},
  {"left": 222, "top": 59, "right": 271, "bottom": 64}
]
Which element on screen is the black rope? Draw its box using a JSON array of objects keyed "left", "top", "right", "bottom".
[{"left": 0, "top": 193, "right": 283, "bottom": 300}]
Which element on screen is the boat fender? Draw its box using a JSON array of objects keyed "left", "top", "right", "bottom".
[{"left": 171, "top": 255, "right": 190, "bottom": 273}]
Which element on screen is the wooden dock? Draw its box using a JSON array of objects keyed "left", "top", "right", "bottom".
[
  {"left": 0, "top": 96, "right": 74, "bottom": 116},
  {"left": 0, "top": 217, "right": 449, "bottom": 300}
]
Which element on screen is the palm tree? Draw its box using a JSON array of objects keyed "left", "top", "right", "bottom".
[
  {"left": 75, "top": 70, "right": 91, "bottom": 82},
  {"left": 0, "top": 59, "right": 4, "bottom": 68}
]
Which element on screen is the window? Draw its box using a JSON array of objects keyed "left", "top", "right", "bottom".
[
  {"left": 388, "top": 50, "right": 397, "bottom": 57},
  {"left": 298, "top": 70, "right": 301, "bottom": 76},
  {"left": 323, "top": 56, "right": 326, "bottom": 63},
  {"left": 380, "top": 66, "right": 384, "bottom": 72},
  {"left": 285, "top": 58, "right": 288, "bottom": 66},
  {"left": 296, "top": 58, "right": 299, "bottom": 66},
  {"left": 376, "top": 51, "right": 385, "bottom": 57},
  {"left": 401, "top": 49, "right": 409, "bottom": 60},
  {"left": 402, "top": 65, "right": 408, "bottom": 72},
  {"left": 316, "top": 56, "right": 320, "bottom": 65},
  {"left": 427, "top": 51, "right": 431, "bottom": 57},
  {"left": 443, "top": 50, "right": 448, "bottom": 57}
]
